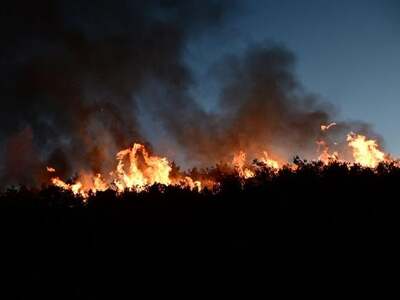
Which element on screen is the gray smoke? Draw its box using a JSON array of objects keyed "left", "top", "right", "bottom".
[
  {"left": 0, "top": 1, "right": 381, "bottom": 186},
  {"left": 141, "top": 42, "right": 379, "bottom": 165}
]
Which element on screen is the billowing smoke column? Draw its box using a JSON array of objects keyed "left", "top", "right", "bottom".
[
  {"left": 0, "top": 0, "right": 231, "bottom": 185},
  {"left": 0, "top": 0, "right": 383, "bottom": 187},
  {"left": 150, "top": 43, "right": 378, "bottom": 165}
]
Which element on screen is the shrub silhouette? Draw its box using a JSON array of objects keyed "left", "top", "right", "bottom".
[{"left": 2, "top": 161, "right": 398, "bottom": 297}]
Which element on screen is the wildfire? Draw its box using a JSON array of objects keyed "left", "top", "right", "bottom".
[
  {"left": 260, "top": 151, "right": 281, "bottom": 169},
  {"left": 347, "top": 132, "right": 386, "bottom": 168},
  {"left": 232, "top": 151, "right": 255, "bottom": 179},
  {"left": 48, "top": 143, "right": 203, "bottom": 197},
  {"left": 46, "top": 167, "right": 56, "bottom": 173},
  {"left": 316, "top": 140, "right": 339, "bottom": 164},
  {"left": 321, "top": 122, "right": 337, "bottom": 131},
  {"left": 231, "top": 150, "right": 281, "bottom": 179},
  {"left": 51, "top": 177, "right": 85, "bottom": 197},
  {"left": 114, "top": 143, "right": 172, "bottom": 191},
  {"left": 47, "top": 125, "right": 393, "bottom": 196}
]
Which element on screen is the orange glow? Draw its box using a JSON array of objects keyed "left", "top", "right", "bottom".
[
  {"left": 232, "top": 151, "right": 255, "bottom": 179},
  {"left": 316, "top": 140, "right": 339, "bottom": 164},
  {"left": 347, "top": 132, "right": 386, "bottom": 168},
  {"left": 51, "top": 177, "right": 86, "bottom": 197},
  {"left": 113, "top": 143, "right": 172, "bottom": 192},
  {"left": 47, "top": 143, "right": 204, "bottom": 197},
  {"left": 47, "top": 127, "right": 394, "bottom": 196},
  {"left": 260, "top": 151, "right": 281, "bottom": 169}
]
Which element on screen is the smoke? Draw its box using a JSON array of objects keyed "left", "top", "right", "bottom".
[
  {"left": 142, "top": 42, "right": 378, "bottom": 165},
  {"left": 0, "top": 1, "right": 380, "bottom": 186},
  {"left": 0, "top": 0, "right": 232, "bottom": 185}
]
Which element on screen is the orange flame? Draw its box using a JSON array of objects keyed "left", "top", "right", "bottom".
[
  {"left": 51, "top": 177, "right": 86, "bottom": 197},
  {"left": 316, "top": 140, "right": 339, "bottom": 164},
  {"left": 260, "top": 151, "right": 281, "bottom": 169},
  {"left": 347, "top": 132, "right": 386, "bottom": 168},
  {"left": 47, "top": 143, "right": 203, "bottom": 197},
  {"left": 114, "top": 143, "right": 172, "bottom": 192},
  {"left": 232, "top": 151, "right": 255, "bottom": 179},
  {"left": 321, "top": 122, "right": 337, "bottom": 131},
  {"left": 47, "top": 126, "right": 394, "bottom": 196},
  {"left": 46, "top": 166, "right": 56, "bottom": 173}
]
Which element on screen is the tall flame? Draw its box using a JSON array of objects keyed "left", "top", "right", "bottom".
[
  {"left": 232, "top": 151, "right": 255, "bottom": 179},
  {"left": 48, "top": 143, "right": 201, "bottom": 197},
  {"left": 114, "top": 143, "right": 171, "bottom": 191},
  {"left": 347, "top": 132, "right": 386, "bottom": 168}
]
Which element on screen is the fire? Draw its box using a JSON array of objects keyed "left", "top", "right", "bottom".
[
  {"left": 46, "top": 166, "right": 56, "bottom": 173},
  {"left": 321, "top": 122, "right": 337, "bottom": 131},
  {"left": 316, "top": 140, "right": 339, "bottom": 164},
  {"left": 347, "top": 132, "right": 386, "bottom": 168},
  {"left": 260, "top": 151, "right": 280, "bottom": 169},
  {"left": 51, "top": 177, "right": 86, "bottom": 197},
  {"left": 114, "top": 143, "right": 172, "bottom": 192},
  {"left": 93, "top": 174, "right": 108, "bottom": 192},
  {"left": 180, "top": 176, "right": 202, "bottom": 190},
  {"left": 47, "top": 143, "right": 202, "bottom": 197},
  {"left": 232, "top": 150, "right": 281, "bottom": 179},
  {"left": 47, "top": 125, "right": 394, "bottom": 197},
  {"left": 232, "top": 151, "right": 255, "bottom": 179}
]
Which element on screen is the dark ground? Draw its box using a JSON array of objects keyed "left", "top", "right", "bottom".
[{"left": 1, "top": 161, "right": 399, "bottom": 298}]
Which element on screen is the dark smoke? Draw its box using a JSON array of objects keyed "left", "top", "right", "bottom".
[
  {"left": 0, "top": 1, "right": 380, "bottom": 186},
  {"left": 0, "top": 0, "right": 232, "bottom": 185},
  {"left": 141, "top": 42, "right": 378, "bottom": 165}
]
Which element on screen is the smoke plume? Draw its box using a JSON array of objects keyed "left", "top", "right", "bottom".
[{"left": 0, "top": 0, "right": 380, "bottom": 186}]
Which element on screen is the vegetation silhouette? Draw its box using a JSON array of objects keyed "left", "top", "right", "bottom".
[{"left": 1, "top": 160, "right": 399, "bottom": 297}]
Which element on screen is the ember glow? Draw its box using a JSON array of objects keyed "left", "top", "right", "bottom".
[{"left": 47, "top": 124, "right": 394, "bottom": 197}]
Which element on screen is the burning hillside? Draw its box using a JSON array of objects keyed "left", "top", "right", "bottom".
[
  {"left": 2, "top": 2, "right": 399, "bottom": 297},
  {"left": 45, "top": 122, "right": 393, "bottom": 198},
  {"left": 0, "top": 0, "right": 393, "bottom": 193}
]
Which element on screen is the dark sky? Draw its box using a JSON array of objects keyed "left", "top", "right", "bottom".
[{"left": 185, "top": 0, "right": 400, "bottom": 154}]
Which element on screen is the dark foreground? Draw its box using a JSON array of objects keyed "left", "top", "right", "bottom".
[{"left": 1, "top": 161, "right": 399, "bottom": 297}]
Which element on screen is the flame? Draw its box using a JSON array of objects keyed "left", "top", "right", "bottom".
[
  {"left": 47, "top": 143, "right": 203, "bottom": 197},
  {"left": 260, "top": 151, "right": 281, "bottom": 169},
  {"left": 180, "top": 176, "right": 202, "bottom": 190},
  {"left": 51, "top": 177, "right": 86, "bottom": 197},
  {"left": 232, "top": 150, "right": 281, "bottom": 178},
  {"left": 46, "top": 166, "right": 56, "bottom": 173},
  {"left": 114, "top": 143, "right": 171, "bottom": 192},
  {"left": 47, "top": 126, "right": 394, "bottom": 197},
  {"left": 321, "top": 122, "right": 337, "bottom": 131},
  {"left": 347, "top": 132, "right": 386, "bottom": 168},
  {"left": 93, "top": 174, "right": 108, "bottom": 192},
  {"left": 316, "top": 140, "right": 339, "bottom": 164},
  {"left": 232, "top": 151, "right": 255, "bottom": 179}
]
